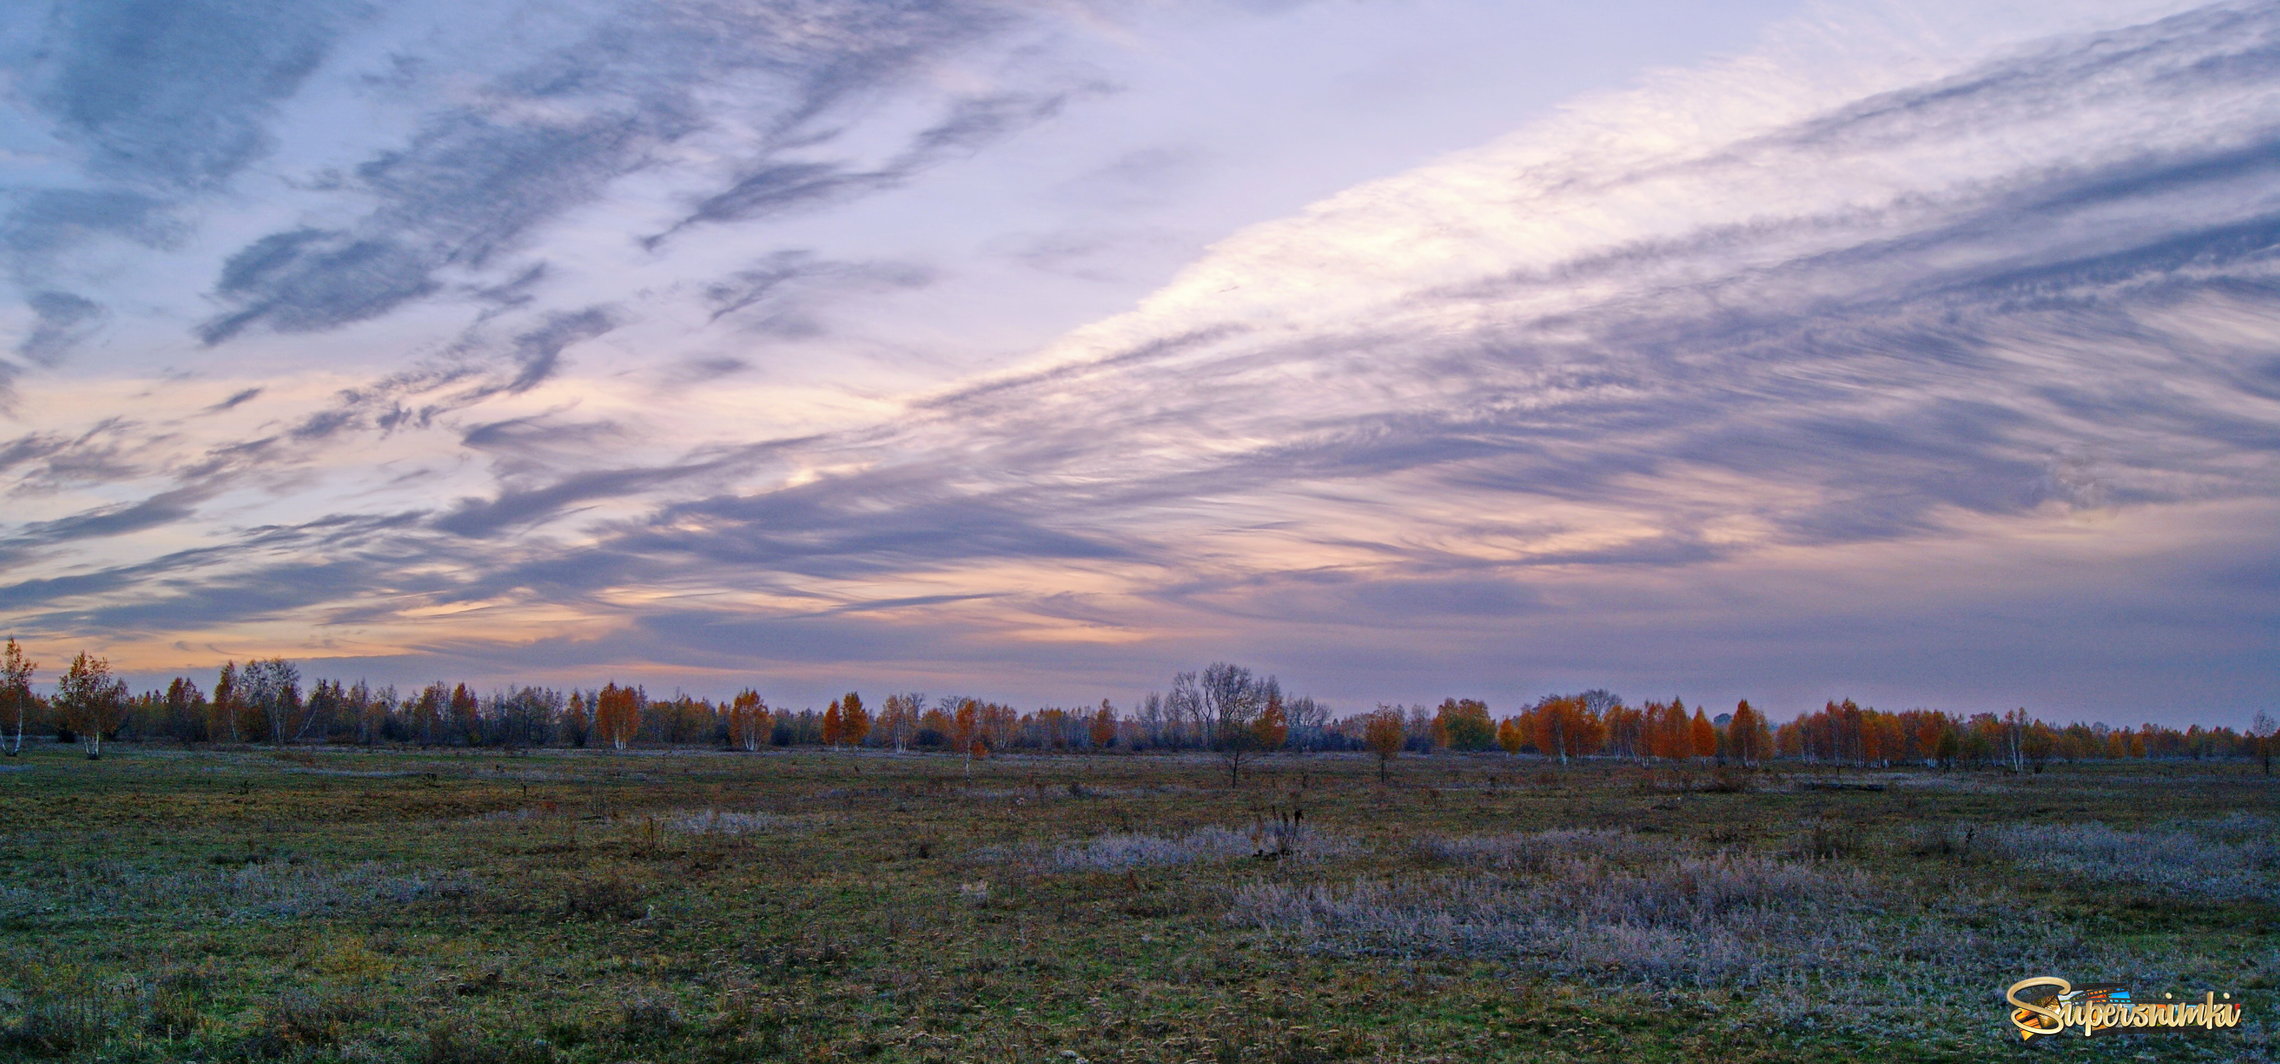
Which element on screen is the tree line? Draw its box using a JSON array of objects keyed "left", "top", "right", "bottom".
[{"left": 2, "top": 640, "right": 2272, "bottom": 776}]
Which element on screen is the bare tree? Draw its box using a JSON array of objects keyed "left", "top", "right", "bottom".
[
  {"left": 56, "top": 652, "right": 127, "bottom": 760},
  {"left": 1, "top": 639, "right": 32, "bottom": 757},
  {"left": 1284, "top": 694, "right": 1331, "bottom": 752},
  {"left": 1178, "top": 663, "right": 1274, "bottom": 786}
]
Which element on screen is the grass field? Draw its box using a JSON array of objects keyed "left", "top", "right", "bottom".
[{"left": 1, "top": 745, "right": 2273, "bottom": 1062}]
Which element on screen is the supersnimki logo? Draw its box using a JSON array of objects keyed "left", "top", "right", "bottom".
[{"left": 2006, "top": 977, "right": 2245, "bottom": 1040}]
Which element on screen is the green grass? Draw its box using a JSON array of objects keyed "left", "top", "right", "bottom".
[{"left": 0, "top": 745, "right": 2273, "bottom": 1062}]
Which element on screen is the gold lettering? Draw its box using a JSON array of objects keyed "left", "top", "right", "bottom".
[
  {"left": 2006, "top": 979, "right": 2244, "bottom": 1037},
  {"left": 2007, "top": 977, "right": 2069, "bottom": 1040}
]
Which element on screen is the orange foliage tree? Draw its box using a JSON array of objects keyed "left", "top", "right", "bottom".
[
  {"left": 1253, "top": 692, "right": 1289, "bottom": 751},
  {"left": 1090, "top": 700, "right": 1118, "bottom": 749},
  {"left": 727, "top": 689, "right": 770, "bottom": 752},
  {"left": 952, "top": 698, "right": 981, "bottom": 777},
  {"left": 840, "top": 692, "right": 870, "bottom": 748},
  {"left": 1728, "top": 700, "right": 1769, "bottom": 766},
  {"left": 1532, "top": 695, "right": 1602, "bottom": 763},
  {"left": 821, "top": 699, "right": 844, "bottom": 747},
  {"left": 595, "top": 682, "right": 642, "bottom": 750},
  {"left": 1495, "top": 717, "right": 1526, "bottom": 755},
  {"left": 1363, "top": 705, "right": 1406, "bottom": 783}
]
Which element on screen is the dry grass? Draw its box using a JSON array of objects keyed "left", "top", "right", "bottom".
[
  {"left": 1408, "top": 827, "right": 1657, "bottom": 870},
  {"left": 1228, "top": 849, "right": 1878, "bottom": 987},
  {"left": 662, "top": 809, "right": 793, "bottom": 836},
  {"left": 1982, "top": 815, "right": 2280, "bottom": 902},
  {"left": 7, "top": 858, "right": 479, "bottom": 921}
]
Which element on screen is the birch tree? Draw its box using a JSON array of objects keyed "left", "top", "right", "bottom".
[
  {"left": 1, "top": 639, "right": 32, "bottom": 757},
  {"left": 57, "top": 652, "right": 127, "bottom": 760},
  {"left": 728, "top": 689, "right": 771, "bottom": 752}
]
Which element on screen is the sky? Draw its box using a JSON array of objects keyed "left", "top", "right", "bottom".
[{"left": 2, "top": 0, "right": 2276, "bottom": 725}]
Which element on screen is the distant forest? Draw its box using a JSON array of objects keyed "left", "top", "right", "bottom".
[{"left": 4, "top": 639, "right": 2273, "bottom": 772}]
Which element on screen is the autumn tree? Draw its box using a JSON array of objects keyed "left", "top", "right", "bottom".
[
  {"left": 1089, "top": 699, "right": 1118, "bottom": 749},
  {"left": 839, "top": 692, "right": 870, "bottom": 748},
  {"left": 57, "top": 652, "right": 127, "bottom": 759},
  {"left": 1434, "top": 698, "right": 1495, "bottom": 751},
  {"left": 595, "top": 682, "right": 642, "bottom": 750},
  {"left": 880, "top": 692, "right": 924, "bottom": 752},
  {"left": 1654, "top": 698, "right": 1694, "bottom": 760},
  {"left": 1174, "top": 663, "right": 1276, "bottom": 786},
  {"left": 212, "top": 661, "right": 244, "bottom": 745},
  {"left": 1, "top": 639, "right": 32, "bottom": 757},
  {"left": 1531, "top": 695, "right": 1601, "bottom": 763},
  {"left": 1689, "top": 708, "right": 1716, "bottom": 762},
  {"left": 2023, "top": 720, "right": 2057, "bottom": 773},
  {"left": 2003, "top": 707, "right": 2030, "bottom": 774},
  {"left": 238, "top": 658, "right": 304, "bottom": 746},
  {"left": 449, "top": 682, "right": 480, "bottom": 746},
  {"left": 1728, "top": 700, "right": 1769, "bottom": 767},
  {"left": 728, "top": 689, "right": 771, "bottom": 752},
  {"left": 408, "top": 682, "right": 445, "bottom": 745},
  {"left": 162, "top": 676, "right": 206, "bottom": 743},
  {"left": 952, "top": 697, "right": 981, "bottom": 777},
  {"left": 1495, "top": 716, "right": 1526, "bottom": 756},
  {"left": 821, "top": 699, "right": 844, "bottom": 748},
  {"left": 563, "top": 691, "right": 589, "bottom": 747},
  {"left": 1363, "top": 705, "right": 1405, "bottom": 783},
  {"left": 1253, "top": 691, "right": 1289, "bottom": 751}
]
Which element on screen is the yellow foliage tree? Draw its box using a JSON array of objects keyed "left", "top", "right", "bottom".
[{"left": 1363, "top": 705, "right": 1405, "bottom": 783}]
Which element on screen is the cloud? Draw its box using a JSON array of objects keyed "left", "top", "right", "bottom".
[
  {"left": 616, "top": 478, "right": 1137, "bottom": 580},
  {"left": 0, "top": 190, "right": 178, "bottom": 262},
  {"left": 5, "top": 0, "right": 2278, "bottom": 719},
  {"left": 432, "top": 458, "right": 728, "bottom": 538},
  {"left": 205, "top": 387, "right": 264, "bottom": 413},
  {"left": 25, "top": 0, "right": 364, "bottom": 189},
  {"left": 196, "top": 0, "right": 1028, "bottom": 344},
  {"left": 649, "top": 86, "right": 1089, "bottom": 247},
  {"left": 699, "top": 250, "right": 933, "bottom": 333},
  {"left": 198, "top": 229, "right": 441, "bottom": 344},
  {"left": 14, "top": 291, "right": 105, "bottom": 364},
  {"left": 501, "top": 306, "right": 616, "bottom": 394},
  {"left": 0, "top": 487, "right": 210, "bottom": 562}
]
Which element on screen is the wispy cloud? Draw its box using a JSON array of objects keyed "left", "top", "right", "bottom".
[{"left": 1, "top": 0, "right": 2274, "bottom": 719}]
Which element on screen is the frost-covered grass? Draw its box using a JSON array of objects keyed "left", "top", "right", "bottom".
[
  {"left": 662, "top": 809, "right": 793, "bottom": 836},
  {"left": 1047, "top": 826, "right": 1261, "bottom": 871},
  {"left": 2, "top": 858, "right": 478, "bottom": 923},
  {"left": 1981, "top": 815, "right": 2280, "bottom": 902},
  {"left": 1407, "top": 826, "right": 1658, "bottom": 870},
  {"left": 1228, "top": 848, "right": 1877, "bottom": 984},
  {"left": 989, "top": 819, "right": 1357, "bottom": 872}
]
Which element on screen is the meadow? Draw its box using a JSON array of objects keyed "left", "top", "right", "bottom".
[{"left": 0, "top": 745, "right": 2272, "bottom": 1063}]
